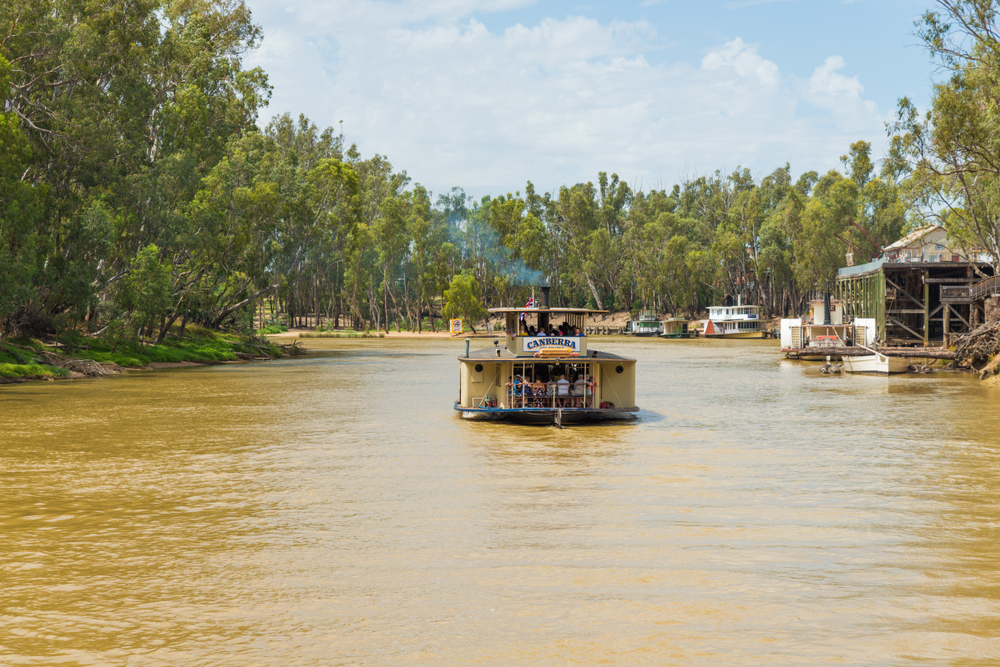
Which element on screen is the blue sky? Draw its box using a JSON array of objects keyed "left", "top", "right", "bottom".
[{"left": 244, "top": 0, "right": 940, "bottom": 199}]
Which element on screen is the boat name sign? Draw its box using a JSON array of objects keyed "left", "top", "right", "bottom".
[{"left": 524, "top": 337, "right": 581, "bottom": 352}]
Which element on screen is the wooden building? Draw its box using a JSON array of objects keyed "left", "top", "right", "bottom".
[{"left": 836, "top": 240, "right": 994, "bottom": 346}]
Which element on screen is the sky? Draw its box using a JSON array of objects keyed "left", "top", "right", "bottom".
[{"left": 243, "top": 0, "right": 940, "bottom": 200}]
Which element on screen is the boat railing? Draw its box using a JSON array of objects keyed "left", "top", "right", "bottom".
[{"left": 506, "top": 384, "right": 596, "bottom": 409}]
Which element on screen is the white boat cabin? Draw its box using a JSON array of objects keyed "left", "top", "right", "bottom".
[{"left": 707, "top": 304, "right": 761, "bottom": 321}]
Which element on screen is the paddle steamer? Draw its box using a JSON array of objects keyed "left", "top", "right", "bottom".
[
  {"left": 454, "top": 287, "right": 639, "bottom": 425},
  {"left": 701, "top": 299, "right": 770, "bottom": 339},
  {"left": 780, "top": 297, "right": 876, "bottom": 360},
  {"left": 627, "top": 310, "right": 663, "bottom": 337},
  {"left": 660, "top": 317, "right": 697, "bottom": 339}
]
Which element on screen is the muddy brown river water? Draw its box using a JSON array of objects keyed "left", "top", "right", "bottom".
[{"left": 2, "top": 337, "right": 1000, "bottom": 665}]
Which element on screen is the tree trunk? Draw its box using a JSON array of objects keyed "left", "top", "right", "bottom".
[{"left": 584, "top": 272, "right": 604, "bottom": 310}]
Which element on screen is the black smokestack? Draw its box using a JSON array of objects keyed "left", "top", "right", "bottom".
[
  {"left": 540, "top": 286, "right": 550, "bottom": 309},
  {"left": 823, "top": 292, "right": 831, "bottom": 326}
]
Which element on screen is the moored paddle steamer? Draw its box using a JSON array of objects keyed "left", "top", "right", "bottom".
[
  {"left": 701, "top": 298, "right": 770, "bottom": 338},
  {"left": 454, "top": 288, "right": 639, "bottom": 425}
]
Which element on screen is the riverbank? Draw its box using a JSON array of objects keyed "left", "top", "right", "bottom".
[
  {"left": 268, "top": 329, "right": 495, "bottom": 340},
  {"left": 267, "top": 312, "right": 640, "bottom": 339},
  {"left": 0, "top": 327, "right": 287, "bottom": 385}
]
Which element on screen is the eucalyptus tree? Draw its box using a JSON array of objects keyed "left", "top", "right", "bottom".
[
  {"left": 891, "top": 0, "right": 1000, "bottom": 272},
  {"left": 0, "top": 0, "right": 270, "bottom": 333},
  {"left": 837, "top": 141, "right": 907, "bottom": 263},
  {"left": 0, "top": 56, "right": 46, "bottom": 334},
  {"left": 165, "top": 131, "right": 283, "bottom": 336},
  {"left": 789, "top": 171, "right": 858, "bottom": 293},
  {"left": 550, "top": 174, "right": 633, "bottom": 310}
]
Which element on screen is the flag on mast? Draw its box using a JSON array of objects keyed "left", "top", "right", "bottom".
[{"left": 520, "top": 291, "right": 535, "bottom": 321}]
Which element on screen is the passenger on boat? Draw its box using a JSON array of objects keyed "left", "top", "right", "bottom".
[
  {"left": 574, "top": 326, "right": 582, "bottom": 336},
  {"left": 506, "top": 375, "right": 523, "bottom": 408},
  {"left": 573, "top": 374, "right": 586, "bottom": 407},
  {"left": 556, "top": 374, "right": 570, "bottom": 407},
  {"left": 564, "top": 374, "right": 575, "bottom": 407},
  {"left": 531, "top": 378, "right": 546, "bottom": 407}
]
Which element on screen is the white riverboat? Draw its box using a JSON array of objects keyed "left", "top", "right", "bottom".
[
  {"left": 454, "top": 288, "right": 639, "bottom": 425},
  {"left": 702, "top": 299, "right": 769, "bottom": 339},
  {"left": 627, "top": 311, "right": 663, "bottom": 337}
]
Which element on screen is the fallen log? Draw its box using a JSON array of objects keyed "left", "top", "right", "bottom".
[{"left": 953, "top": 323, "right": 1000, "bottom": 373}]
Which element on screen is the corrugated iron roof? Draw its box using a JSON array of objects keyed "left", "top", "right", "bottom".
[{"left": 884, "top": 224, "right": 946, "bottom": 251}]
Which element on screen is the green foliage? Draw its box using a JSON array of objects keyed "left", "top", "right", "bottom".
[
  {"left": 0, "top": 0, "right": 931, "bottom": 341},
  {"left": 117, "top": 244, "right": 171, "bottom": 333},
  {"left": 0, "top": 55, "right": 45, "bottom": 334},
  {"left": 890, "top": 0, "right": 1000, "bottom": 272},
  {"left": 443, "top": 273, "right": 488, "bottom": 332}
]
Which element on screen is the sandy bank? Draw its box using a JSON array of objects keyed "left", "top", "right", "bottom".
[{"left": 268, "top": 329, "right": 495, "bottom": 340}]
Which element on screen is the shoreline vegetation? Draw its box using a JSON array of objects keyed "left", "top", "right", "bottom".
[
  {"left": 0, "top": 326, "right": 293, "bottom": 385},
  {"left": 4, "top": 3, "right": 1000, "bottom": 384}
]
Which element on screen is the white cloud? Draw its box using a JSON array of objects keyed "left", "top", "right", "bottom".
[
  {"left": 245, "top": 1, "right": 888, "bottom": 195},
  {"left": 801, "top": 55, "right": 881, "bottom": 130},
  {"left": 701, "top": 37, "right": 780, "bottom": 87}
]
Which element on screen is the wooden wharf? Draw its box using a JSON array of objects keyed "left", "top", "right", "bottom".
[
  {"left": 784, "top": 345, "right": 955, "bottom": 360},
  {"left": 837, "top": 258, "right": 994, "bottom": 347}
]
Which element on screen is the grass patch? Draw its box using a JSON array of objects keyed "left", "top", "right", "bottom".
[
  {"left": 0, "top": 325, "right": 282, "bottom": 383},
  {"left": 0, "top": 363, "right": 69, "bottom": 379},
  {"left": 258, "top": 324, "right": 288, "bottom": 335},
  {"left": 0, "top": 345, "right": 34, "bottom": 365},
  {"left": 57, "top": 325, "right": 279, "bottom": 368}
]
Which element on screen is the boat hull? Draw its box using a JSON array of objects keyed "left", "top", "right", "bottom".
[
  {"left": 703, "top": 331, "right": 770, "bottom": 339},
  {"left": 841, "top": 353, "right": 909, "bottom": 375},
  {"left": 782, "top": 348, "right": 846, "bottom": 361},
  {"left": 660, "top": 333, "right": 697, "bottom": 339},
  {"left": 455, "top": 403, "right": 639, "bottom": 425}
]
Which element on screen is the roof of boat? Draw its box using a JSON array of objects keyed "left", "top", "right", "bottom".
[
  {"left": 488, "top": 307, "right": 607, "bottom": 315},
  {"left": 460, "top": 347, "right": 635, "bottom": 361}
]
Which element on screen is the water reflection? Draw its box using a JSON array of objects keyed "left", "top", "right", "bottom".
[{"left": 2, "top": 337, "right": 999, "bottom": 665}]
